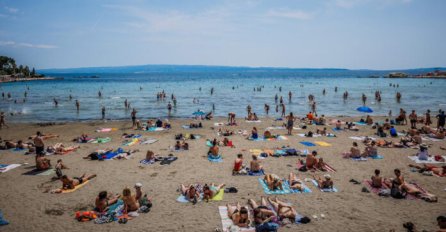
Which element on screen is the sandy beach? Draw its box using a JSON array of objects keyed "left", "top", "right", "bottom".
[{"left": 0, "top": 116, "right": 445, "bottom": 232}]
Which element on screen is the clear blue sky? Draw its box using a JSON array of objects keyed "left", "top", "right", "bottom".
[{"left": 0, "top": 0, "right": 445, "bottom": 70}]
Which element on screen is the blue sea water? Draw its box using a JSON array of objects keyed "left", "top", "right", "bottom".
[{"left": 0, "top": 69, "right": 445, "bottom": 122}]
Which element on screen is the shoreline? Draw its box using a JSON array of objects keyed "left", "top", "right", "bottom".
[{"left": 0, "top": 76, "right": 60, "bottom": 83}]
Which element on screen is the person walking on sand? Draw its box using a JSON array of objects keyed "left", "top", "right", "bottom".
[
  {"left": 0, "top": 112, "right": 8, "bottom": 129},
  {"left": 131, "top": 108, "right": 137, "bottom": 128},
  {"left": 101, "top": 106, "right": 106, "bottom": 120},
  {"left": 286, "top": 112, "right": 296, "bottom": 135},
  {"left": 425, "top": 109, "right": 432, "bottom": 126},
  {"left": 75, "top": 100, "right": 80, "bottom": 111}
]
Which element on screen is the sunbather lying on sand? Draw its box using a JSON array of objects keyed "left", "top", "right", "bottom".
[
  {"left": 202, "top": 183, "right": 225, "bottom": 202},
  {"left": 1, "top": 140, "right": 34, "bottom": 150},
  {"left": 383, "top": 169, "right": 438, "bottom": 201},
  {"left": 51, "top": 173, "right": 97, "bottom": 193},
  {"left": 428, "top": 128, "right": 445, "bottom": 139},
  {"left": 180, "top": 184, "right": 201, "bottom": 204},
  {"left": 73, "top": 133, "right": 91, "bottom": 143},
  {"left": 264, "top": 174, "right": 283, "bottom": 191},
  {"left": 268, "top": 197, "right": 297, "bottom": 222},
  {"left": 29, "top": 133, "right": 59, "bottom": 140},
  {"left": 409, "top": 164, "right": 446, "bottom": 177},
  {"left": 227, "top": 203, "right": 250, "bottom": 227},
  {"left": 248, "top": 197, "right": 275, "bottom": 225},
  {"left": 313, "top": 174, "right": 333, "bottom": 189},
  {"left": 83, "top": 148, "right": 113, "bottom": 160},
  {"left": 94, "top": 191, "right": 120, "bottom": 213},
  {"left": 288, "top": 173, "right": 303, "bottom": 191},
  {"left": 175, "top": 140, "right": 189, "bottom": 150},
  {"left": 47, "top": 143, "right": 80, "bottom": 155},
  {"left": 218, "top": 128, "right": 233, "bottom": 136},
  {"left": 344, "top": 122, "right": 359, "bottom": 131}
]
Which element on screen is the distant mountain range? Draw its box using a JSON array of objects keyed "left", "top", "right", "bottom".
[{"left": 38, "top": 64, "right": 446, "bottom": 74}]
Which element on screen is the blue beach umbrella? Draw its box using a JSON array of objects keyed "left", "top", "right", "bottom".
[
  {"left": 192, "top": 110, "right": 205, "bottom": 116},
  {"left": 357, "top": 106, "right": 373, "bottom": 113}
]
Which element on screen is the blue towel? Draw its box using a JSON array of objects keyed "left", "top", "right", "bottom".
[
  {"left": 258, "top": 178, "right": 291, "bottom": 195},
  {"left": 274, "top": 150, "right": 286, "bottom": 156},
  {"left": 0, "top": 210, "right": 9, "bottom": 226},
  {"left": 208, "top": 155, "right": 222, "bottom": 163},
  {"left": 249, "top": 137, "right": 265, "bottom": 141},
  {"left": 311, "top": 179, "right": 338, "bottom": 192},
  {"left": 206, "top": 141, "right": 213, "bottom": 147},
  {"left": 0, "top": 164, "right": 7, "bottom": 168},
  {"left": 133, "top": 134, "right": 142, "bottom": 138},
  {"left": 285, "top": 180, "right": 312, "bottom": 193},
  {"left": 355, "top": 121, "right": 367, "bottom": 125},
  {"left": 300, "top": 141, "right": 316, "bottom": 147},
  {"left": 332, "top": 127, "right": 343, "bottom": 132},
  {"left": 176, "top": 194, "right": 202, "bottom": 203},
  {"left": 351, "top": 157, "right": 368, "bottom": 161},
  {"left": 371, "top": 155, "right": 384, "bottom": 159},
  {"left": 248, "top": 170, "right": 265, "bottom": 176}
]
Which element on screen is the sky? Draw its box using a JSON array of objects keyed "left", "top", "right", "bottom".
[{"left": 0, "top": 0, "right": 445, "bottom": 70}]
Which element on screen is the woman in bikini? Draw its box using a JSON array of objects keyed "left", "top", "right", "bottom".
[
  {"left": 371, "top": 169, "right": 383, "bottom": 188},
  {"left": 267, "top": 197, "right": 297, "bottom": 222},
  {"left": 52, "top": 174, "right": 97, "bottom": 193},
  {"left": 288, "top": 173, "right": 303, "bottom": 191},
  {"left": 314, "top": 174, "right": 333, "bottom": 189},
  {"left": 180, "top": 184, "right": 200, "bottom": 203},
  {"left": 409, "top": 164, "right": 446, "bottom": 177},
  {"left": 202, "top": 183, "right": 225, "bottom": 202},
  {"left": 264, "top": 174, "right": 283, "bottom": 191},
  {"left": 227, "top": 203, "right": 250, "bottom": 227},
  {"left": 122, "top": 187, "right": 140, "bottom": 212},
  {"left": 248, "top": 197, "right": 276, "bottom": 225},
  {"left": 95, "top": 191, "right": 120, "bottom": 213}
]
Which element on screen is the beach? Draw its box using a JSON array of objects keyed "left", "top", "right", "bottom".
[{"left": 0, "top": 116, "right": 445, "bottom": 232}]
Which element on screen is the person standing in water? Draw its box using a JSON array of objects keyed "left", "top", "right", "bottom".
[
  {"left": 98, "top": 90, "right": 102, "bottom": 98},
  {"left": 288, "top": 91, "right": 292, "bottom": 101},
  {"left": 69, "top": 94, "right": 72, "bottom": 101},
  {"left": 362, "top": 94, "right": 367, "bottom": 105},
  {"left": 75, "top": 100, "right": 80, "bottom": 111},
  {"left": 53, "top": 98, "right": 58, "bottom": 107},
  {"left": 101, "top": 107, "right": 106, "bottom": 120},
  {"left": 247, "top": 105, "right": 252, "bottom": 116},
  {"left": 167, "top": 102, "right": 172, "bottom": 115},
  {"left": 281, "top": 103, "right": 286, "bottom": 117},
  {"left": 124, "top": 99, "right": 128, "bottom": 109},
  {"left": 131, "top": 108, "right": 137, "bottom": 128},
  {"left": 275, "top": 94, "right": 278, "bottom": 103},
  {"left": 311, "top": 101, "right": 317, "bottom": 114},
  {"left": 264, "top": 104, "right": 270, "bottom": 115}
]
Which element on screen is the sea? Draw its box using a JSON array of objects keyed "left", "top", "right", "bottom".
[{"left": 1, "top": 67, "right": 445, "bottom": 122}]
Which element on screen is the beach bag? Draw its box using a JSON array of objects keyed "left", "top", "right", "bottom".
[
  {"left": 390, "top": 186, "right": 406, "bottom": 199},
  {"left": 256, "top": 222, "right": 279, "bottom": 232},
  {"left": 286, "top": 149, "right": 297, "bottom": 156}
]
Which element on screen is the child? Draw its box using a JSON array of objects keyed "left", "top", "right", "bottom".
[{"left": 55, "top": 159, "right": 68, "bottom": 179}]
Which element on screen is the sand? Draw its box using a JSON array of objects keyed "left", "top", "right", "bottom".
[{"left": 0, "top": 116, "right": 445, "bottom": 232}]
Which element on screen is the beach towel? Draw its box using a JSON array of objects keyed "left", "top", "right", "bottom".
[
  {"left": 310, "top": 179, "right": 338, "bottom": 192},
  {"left": 408, "top": 156, "right": 446, "bottom": 164},
  {"left": 0, "top": 164, "right": 21, "bottom": 173},
  {"left": 96, "top": 128, "right": 117, "bottom": 133},
  {"left": 61, "top": 180, "right": 89, "bottom": 193},
  {"left": 0, "top": 210, "right": 8, "bottom": 226},
  {"left": 323, "top": 163, "right": 336, "bottom": 172},
  {"left": 139, "top": 138, "right": 158, "bottom": 145},
  {"left": 258, "top": 178, "right": 291, "bottom": 194},
  {"left": 212, "top": 189, "right": 224, "bottom": 201},
  {"left": 160, "top": 156, "right": 178, "bottom": 165},
  {"left": 300, "top": 141, "right": 316, "bottom": 147},
  {"left": 248, "top": 170, "right": 265, "bottom": 176},
  {"left": 297, "top": 133, "right": 322, "bottom": 138},
  {"left": 355, "top": 121, "right": 367, "bottom": 125},
  {"left": 214, "top": 122, "right": 225, "bottom": 126},
  {"left": 90, "top": 137, "right": 111, "bottom": 144},
  {"left": 246, "top": 120, "right": 261, "bottom": 123},
  {"left": 182, "top": 125, "right": 191, "bottom": 129},
  {"left": 218, "top": 206, "right": 255, "bottom": 232},
  {"left": 314, "top": 141, "right": 332, "bottom": 147},
  {"left": 332, "top": 128, "right": 343, "bottom": 132},
  {"left": 363, "top": 180, "right": 388, "bottom": 195},
  {"left": 371, "top": 155, "right": 384, "bottom": 159},
  {"left": 176, "top": 194, "right": 202, "bottom": 203},
  {"left": 206, "top": 140, "right": 213, "bottom": 147},
  {"left": 349, "top": 136, "right": 376, "bottom": 141},
  {"left": 285, "top": 180, "right": 312, "bottom": 193},
  {"left": 146, "top": 127, "right": 166, "bottom": 132},
  {"left": 208, "top": 155, "right": 223, "bottom": 163},
  {"left": 351, "top": 157, "right": 368, "bottom": 161},
  {"left": 266, "top": 126, "right": 301, "bottom": 130},
  {"left": 122, "top": 138, "right": 139, "bottom": 146}
]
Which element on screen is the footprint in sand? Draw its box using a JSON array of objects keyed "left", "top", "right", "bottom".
[
  {"left": 169, "top": 171, "right": 177, "bottom": 176},
  {"left": 150, "top": 172, "right": 158, "bottom": 177}
]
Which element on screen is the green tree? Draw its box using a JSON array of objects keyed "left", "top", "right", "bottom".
[
  {"left": 31, "top": 67, "right": 36, "bottom": 77},
  {"left": 24, "top": 66, "right": 30, "bottom": 77}
]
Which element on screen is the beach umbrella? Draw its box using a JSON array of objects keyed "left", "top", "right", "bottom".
[
  {"left": 192, "top": 110, "right": 205, "bottom": 116},
  {"left": 356, "top": 106, "right": 373, "bottom": 113}
]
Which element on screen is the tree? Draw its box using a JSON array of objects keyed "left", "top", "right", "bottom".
[{"left": 31, "top": 67, "right": 36, "bottom": 77}]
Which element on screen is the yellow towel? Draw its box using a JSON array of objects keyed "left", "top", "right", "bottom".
[
  {"left": 61, "top": 180, "right": 89, "bottom": 193},
  {"left": 212, "top": 189, "right": 224, "bottom": 201},
  {"left": 249, "top": 149, "right": 263, "bottom": 155},
  {"left": 315, "top": 141, "right": 332, "bottom": 147}
]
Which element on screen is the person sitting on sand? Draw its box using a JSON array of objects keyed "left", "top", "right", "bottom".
[
  {"left": 416, "top": 144, "right": 430, "bottom": 161},
  {"left": 264, "top": 174, "right": 283, "bottom": 191},
  {"left": 335, "top": 120, "right": 342, "bottom": 130},
  {"left": 75, "top": 133, "right": 91, "bottom": 143},
  {"left": 189, "top": 122, "right": 202, "bottom": 128},
  {"left": 288, "top": 173, "right": 303, "bottom": 191},
  {"left": 227, "top": 203, "right": 250, "bottom": 228},
  {"left": 306, "top": 150, "right": 319, "bottom": 170},
  {"left": 344, "top": 122, "right": 359, "bottom": 131},
  {"left": 250, "top": 155, "right": 263, "bottom": 173},
  {"left": 315, "top": 157, "right": 327, "bottom": 171},
  {"left": 307, "top": 112, "right": 314, "bottom": 121},
  {"left": 305, "top": 131, "right": 314, "bottom": 137},
  {"left": 205, "top": 111, "right": 213, "bottom": 120},
  {"left": 95, "top": 191, "right": 120, "bottom": 213},
  {"left": 180, "top": 184, "right": 200, "bottom": 204},
  {"left": 376, "top": 126, "right": 387, "bottom": 137},
  {"left": 362, "top": 141, "right": 378, "bottom": 157},
  {"left": 343, "top": 142, "right": 361, "bottom": 158},
  {"left": 222, "top": 137, "right": 233, "bottom": 147},
  {"left": 233, "top": 154, "right": 247, "bottom": 175},
  {"left": 371, "top": 169, "right": 383, "bottom": 188},
  {"left": 55, "top": 159, "right": 68, "bottom": 179},
  {"left": 135, "top": 120, "right": 143, "bottom": 130},
  {"left": 36, "top": 153, "right": 51, "bottom": 170},
  {"left": 250, "top": 127, "right": 259, "bottom": 139},
  {"left": 366, "top": 115, "right": 373, "bottom": 125},
  {"left": 390, "top": 126, "right": 398, "bottom": 137},
  {"left": 314, "top": 174, "right": 333, "bottom": 189},
  {"left": 47, "top": 143, "right": 80, "bottom": 155},
  {"left": 134, "top": 183, "right": 152, "bottom": 209},
  {"left": 263, "top": 130, "right": 273, "bottom": 139},
  {"left": 203, "top": 183, "right": 225, "bottom": 202},
  {"left": 122, "top": 187, "right": 140, "bottom": 212},
  {"left": 208, "top": 140, "right": 219, "bottom": 158},
  {"left": 409, "top": 164, "right": 446, "bottom": 177},
  {"left": 267, "top": 197, "right": 297, "bottom": 222},
  {"left": 51, "top": 174, "right": 97, "bottom": 193},
  {"left": 248, "top": 197, "right": 276, "bottom": 226},
  {"left": 383, "top": 119, "right": 391, "bottom": 130}
]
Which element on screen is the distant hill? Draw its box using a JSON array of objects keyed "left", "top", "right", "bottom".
[
  {"left": 38, "top": 64, "right": 445, "bottom": 75},
  {"left": 38, "top": 64, "right": 348, "bottom": 74}
]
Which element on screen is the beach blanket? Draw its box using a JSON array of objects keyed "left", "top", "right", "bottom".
[
  {"left": 352, "top": 155, "right": 384, "bottom": 161},
  {"left": 139, "top": 138, "right": 158, "bottom": 145},
  {"left": 212, "top": 189, "right": 225, "bottom": 201},
  {"left": 349, "top": 136, "right": 376, "bottom": 141},
  {"left": 363, "top": 180, "right": 388, "bottom": 195},
  {"left": 214, "top": 122, "right": 225, "bottom": 126},
  {"left": 311, "top": 179, "right": 338, "bottom": 192},
  {"left": 146, "top": 127, "right": 166, "bottom": 132},
  {"left": 122, "top": 138, "right": 140, "bottom": 146},
  {"left": 285, "top": 180, "right": 312, "bottom": 193},
  {"left": 246, "top": 120, "right": 261, "bottom": 123},
  {"left": 300, "top": 141, "right": 316, "bottom": 147},
  {"left": 61, "top": 180, "right": 90, "bottom": 193},
  {"left": 258, "top": 178, "right": 291, "bottom": 194},
  {"left": 266, "top": 126, "right": 301, "bottom": 130},
  {"left": 297, "top": 133, "right": 322, "bottom": 138},
  {"left": 90, "top": 137, "right": 111, "bottom": 144},
  {"left": 248, "top": 170, "right": 265, "bottom": 176},
  {"left": 208, "top": 155, "right": 223, "bottom": 163},
  {"left": 218, "top": 206, "right": 255, "bottom": 232},
  {"left": 0, "top": 164, "right": 21, "bottom": 173},
  {"left": 139, "top": 159, "right": 156, "bottom": 165},
  {"left": 96, "top": 128, "right": 117, "bottom": 133},
  {"left": 159, "top": 157, "right": 178, "bottom": 165},
  {"left": 0, "top": 210, "right": 8, "bottom": 226},
  {"left": 408, "top": 156, "right": 446, "bottom": 164},
  {"left": 314, "top": 141, "right": 332, "bottom": 147},
  {"left": 355, "top": 121, "right": 367, "bottom": 125},
  {"left": 332, "top": 128, "right": 343, "bottom": 132},
  {"left": 248, "top": 136, "right": 288, "bottom": 141}
]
